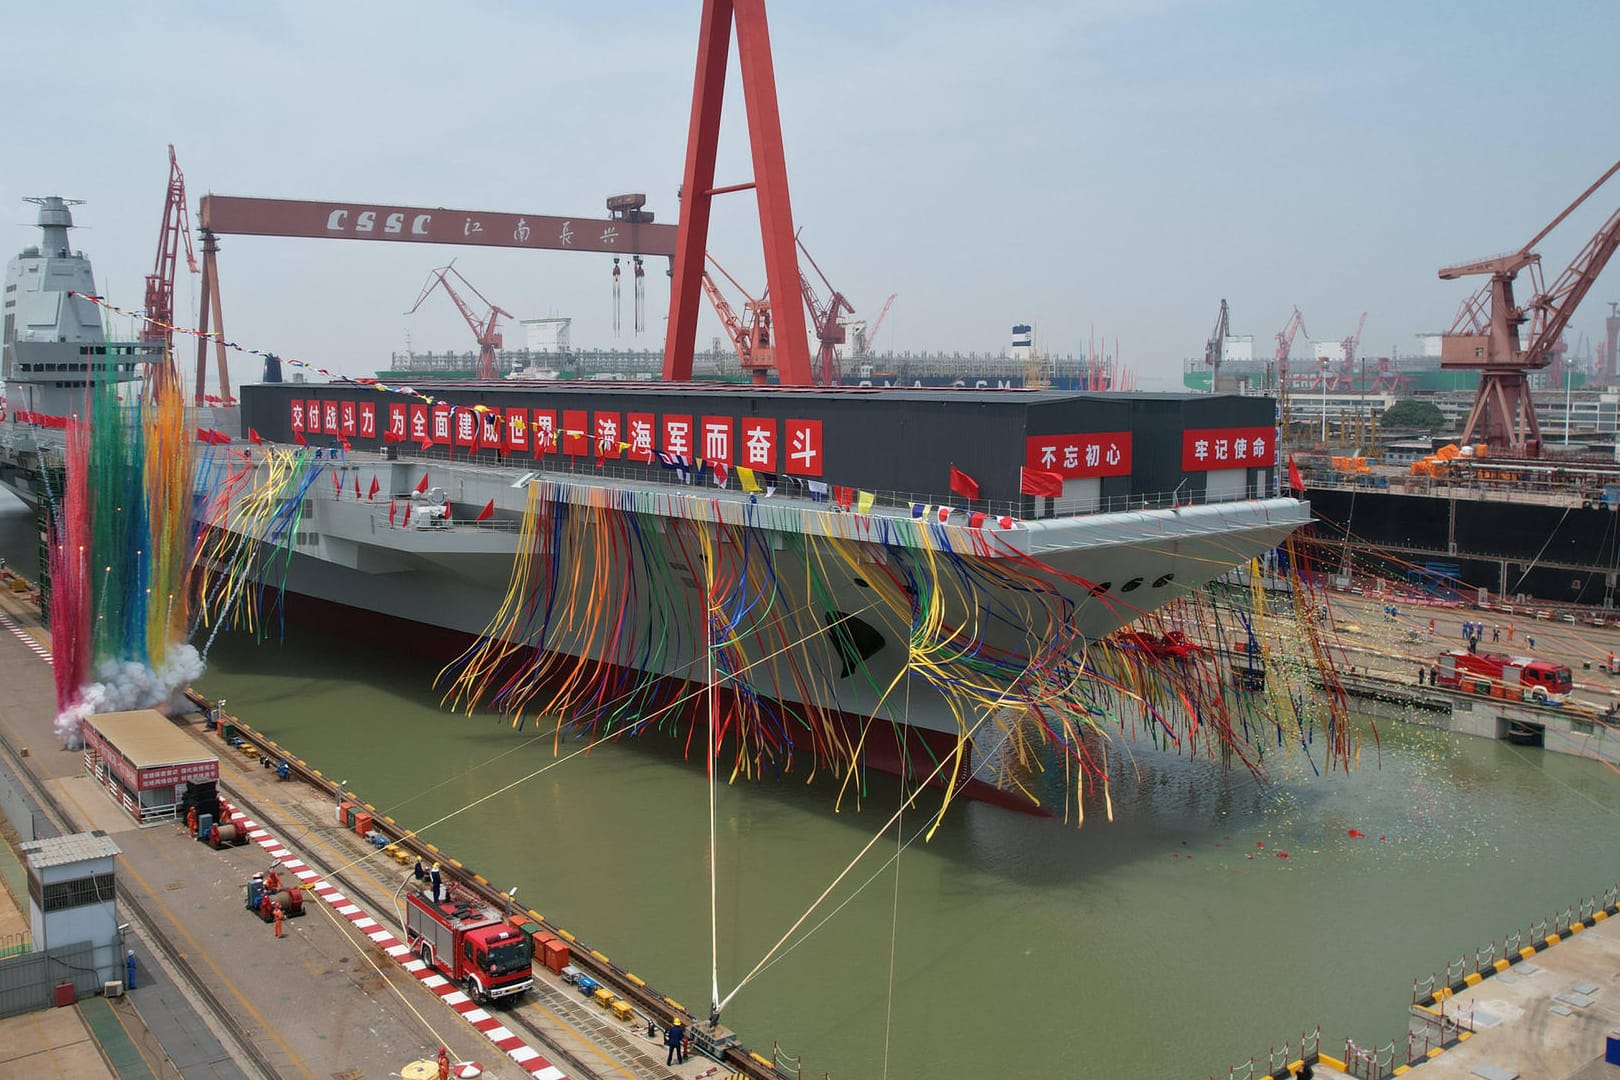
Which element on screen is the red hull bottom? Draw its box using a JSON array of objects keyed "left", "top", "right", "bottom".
[{"left": 278, "top": 590, "right": 1048, "bottom": 816}]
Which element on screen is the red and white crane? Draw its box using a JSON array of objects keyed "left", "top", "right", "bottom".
[
  {"left": 1439, "top": 158, "right": 1620, "bottom": 456},
  {"left": 143, "top": 145, "right": 198, "bottom": 393},
  {"left": 405, "top": 262, "right": 512, "bottom": 381},
  {"left": 795, "top": 235, "right": 854, "bottom": 386}
]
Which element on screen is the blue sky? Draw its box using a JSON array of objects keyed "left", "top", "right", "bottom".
[{"left": 4, "top": 1, "right": 1618, "bottom": 390}]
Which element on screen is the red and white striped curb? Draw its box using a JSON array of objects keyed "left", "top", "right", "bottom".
[
  {"left": 0, "top": 609, "right": 568, "bottom": 1076},
  {"left": 221, "top": 802, "right": 569, "bottom": 1079},
  {"left": 0, "top": 612, "right": 54, "bottom": 664}
]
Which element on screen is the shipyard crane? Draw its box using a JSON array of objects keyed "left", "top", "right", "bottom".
[
  {"left": 795, "top": 235, "right": 854, "bottom": 386},
  {"left": 143, "top": 145, "right": 198, "bottom": 393},
  {"left": 699, "top": 254, "right": 774, "bottom": 381},
  {"left": 1204, "top": 299, "right": 1230, "bottom": 391},
  {"left": 1439, "top": 158, "right": 1620, "bottom": 456},
  {"left": 405, "top": 262, "right": 512, "bottom": 381},
  {"left": 1274, "top": 306, "right": 1308, "bottom": 389},
  {"left": 860, "top": 292, "right": 897, "bottom": 356},
  {"left": 1327, "top": 312, "right": 1368, "bottom": 392}
]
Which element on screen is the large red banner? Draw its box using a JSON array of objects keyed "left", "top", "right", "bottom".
[
  {"left": 1181, "top": 427, "right": 1276, "bottom": 471},
  {"left": 1024, "top": 432, "right": 1132, "bottom": 479}
]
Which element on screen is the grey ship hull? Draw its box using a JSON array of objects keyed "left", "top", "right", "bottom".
[{"left": 224, "top": 460, "right": 1308, "bottom": 747}]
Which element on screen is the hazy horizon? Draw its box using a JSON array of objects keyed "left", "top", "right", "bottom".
[{"left": 4, "top": 1, "right": 1618, "bottom": 393}]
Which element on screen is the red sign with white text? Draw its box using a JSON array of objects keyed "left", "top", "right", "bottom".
[
  {"left": 1181, "top": 427, "right": 1276, "bottom": 471},
  {"left": 784, "top": 419, "right": 823, "bottom": 476},
  {"left": 1024, "top": 432, "right": 1132, "bottom": 479}
]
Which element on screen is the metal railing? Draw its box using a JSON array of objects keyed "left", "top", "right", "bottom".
[
  {"left": 1410, "top": 884, "right": 1620, "bottom": 1007},
  {"left": 373, "top": 445, "right": 1283, "bottom": 523},
  {"left": 1212, "top": 1026, "right": 1321, "bottom": 1080}
]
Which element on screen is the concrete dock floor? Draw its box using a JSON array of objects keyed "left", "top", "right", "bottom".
[{"left": 0, "top": 584, "right": 716, "bottom": 1079}]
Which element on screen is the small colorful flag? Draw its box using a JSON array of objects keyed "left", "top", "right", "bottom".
[
  {"left": 415, "top": 473, "right": 430, "bottom": 494},
  {"left": 474, "top": 499, "right": 495, "bottom": 523},
  {"left": 855, "top": 490, "right": 875, "bottom": 515}
]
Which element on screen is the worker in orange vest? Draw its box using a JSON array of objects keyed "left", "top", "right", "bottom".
[
  {"left": 186, "top": 804, "right": 198, "bottom": 838},
  {"left": 437, "top": 1046, "right": 450, "bottom": 1080},
  {"left": 264, "top": 868, "right": 281, "bottom": 894},
  {"left": 272, "top": 901, "right": 285, "bottom": 939}
]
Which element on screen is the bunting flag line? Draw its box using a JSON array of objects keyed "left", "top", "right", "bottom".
[{"left": 833, "top": 485, "right": 854, "bottom": 509}]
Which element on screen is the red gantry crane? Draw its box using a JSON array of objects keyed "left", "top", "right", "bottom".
[
  {"left": 795, "top": 235, "right": 854, "bottom": 386},
  {"left": 1439, "top": 158, "right": 1620, "bottom": 457},
  {"left": 700, "top": 254, "right": 774, "bottom": 380},
  {"left": 143, "top": 145, "right": 198, "bottom": 392},
  {"left": 406, "top": 262, "right": 513, "bottom": 381}
]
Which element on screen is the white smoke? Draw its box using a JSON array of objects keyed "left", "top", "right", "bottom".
[{"left": 54, "top": 644, "right": 207, "bottom": 748}]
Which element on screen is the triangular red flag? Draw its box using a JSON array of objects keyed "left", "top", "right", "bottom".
[
  {"left": 368, "top": 475, "right": 380, "bottom": 500},
  {"left": 949, "top": 465, "right": 979, "bottom": 501},
  {"left": 248, "top": 428, "right": 263, "bottom": 445},
  {"left": 389, "top": 498, "right": 397, "bottom": 525},
  {"left": 195, "top": 428, "right": 212, "bottom": 444},
  {"left": 415, "top": 473, "right": 430, "bottom": 494},
  {"left": 1288, "top": 453, "right": 1305, "bottom": 494},
  {"left": 474, "top": 499, "right": 495, "bottom": 523},
  {"left": 402, "top": 502, "right": 412, "bottom": 527},
  {"left": 341, "top": 437, "right": 352, "bottom": 453},
  {"left": 333, "top": 470, "right": 342, "bottom": 494},
  {"left": 294, "top": 430, "right": 307, "bottom": 446},
  {"left": 354, "top": 474, "right": 362, "bottom": 499}
]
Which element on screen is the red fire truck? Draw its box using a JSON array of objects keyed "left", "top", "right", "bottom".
[
  {"left": 1434, "top": 649, "right": 1573, "bottom": 704},
  {"left": 405, "top": 882, "right": 533, "bottom": 1004}
]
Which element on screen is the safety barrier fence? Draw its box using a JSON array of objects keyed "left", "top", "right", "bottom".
[
  {"left": 1211, "top": 1026, "right": 1321, "bottom": 1080},
  {"left": 1343, "top": 1038, "right": 1398, "bottom": 1079},
  {"left": 1410, "top": 884, "right": 1620, "bottom": 1008}
]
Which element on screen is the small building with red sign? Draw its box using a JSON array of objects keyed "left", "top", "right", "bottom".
[{"left": 82, "top": 710, "right": 220, "bottom": 826}]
